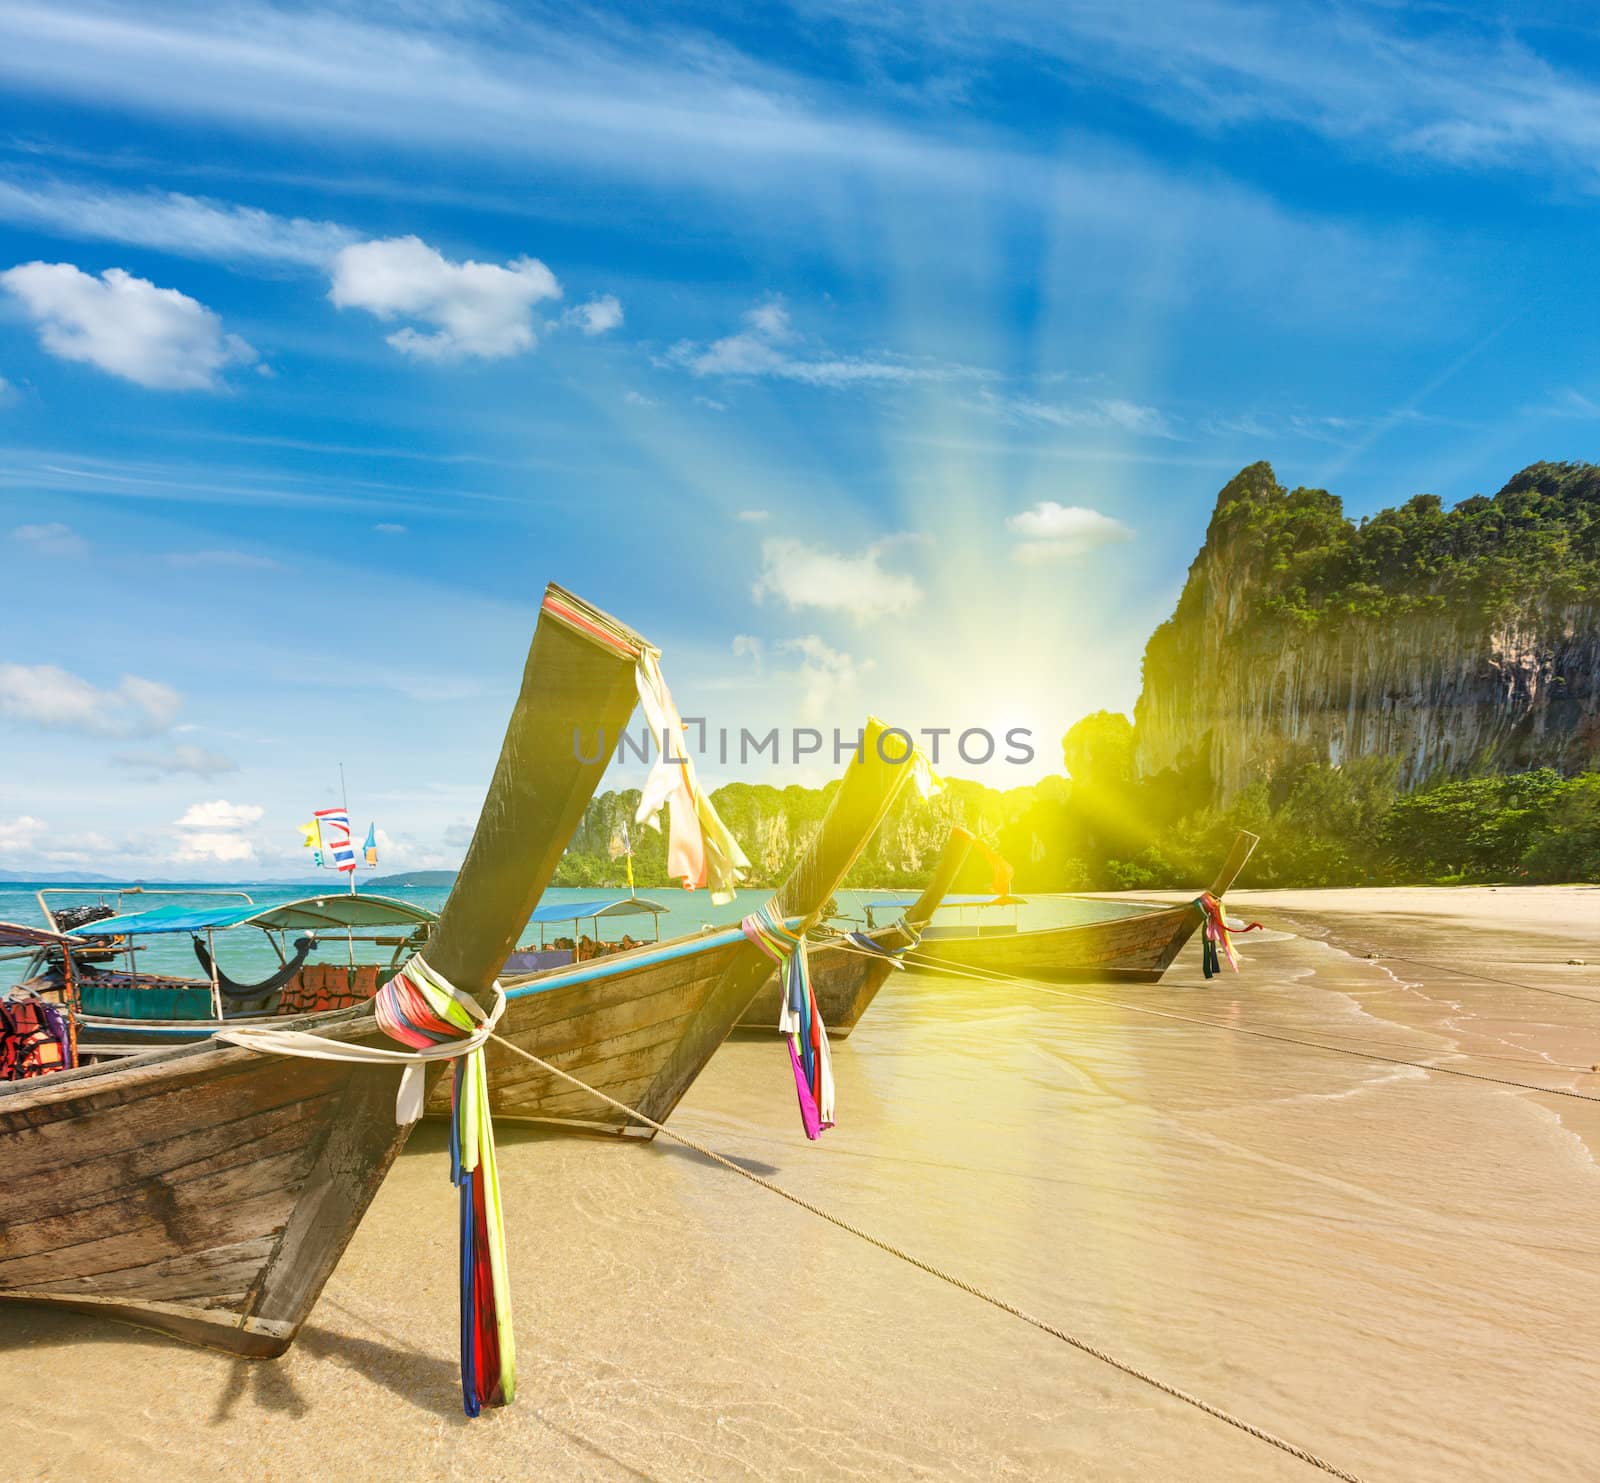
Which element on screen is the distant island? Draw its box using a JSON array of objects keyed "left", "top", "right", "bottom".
[{"left": 366, "top": 870, "right": 461, "bottom": 889}]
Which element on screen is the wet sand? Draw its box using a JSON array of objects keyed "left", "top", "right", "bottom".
[{"left": 7, "top": 886, "right": 1600, "bottom": 1481}]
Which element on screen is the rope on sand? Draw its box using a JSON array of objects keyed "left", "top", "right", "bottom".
[{"left": 485, "top": 1030, "right": 1368, "bottom": 1483}]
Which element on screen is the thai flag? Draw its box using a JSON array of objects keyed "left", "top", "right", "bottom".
[{"left": 316, "top": 807, "right": 358, "bottom": 873}]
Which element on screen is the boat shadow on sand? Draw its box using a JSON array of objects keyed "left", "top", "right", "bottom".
[{"left": 0, "top": 1303, "right": 471, "bottom": 1424}]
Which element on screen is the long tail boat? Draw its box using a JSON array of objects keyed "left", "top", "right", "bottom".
[
  {"left": 897, "top": 830, "right": 1260, "bottom": 984},
  {"left": 735, "top": 825, "right": 977, "bottom": 1038},
  {"left": 444, "top": 715, "right": 918, "bottom": 1135},
  {"left": 0, "top": 584, "right": 649, "bottom": 1356}
]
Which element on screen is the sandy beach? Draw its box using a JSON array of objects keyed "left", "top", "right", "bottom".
[{"left": 7, "top": 886, "right": 1600, "bottom": 1482}]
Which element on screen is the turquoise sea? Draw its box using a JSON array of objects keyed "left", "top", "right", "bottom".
[{"left": 0, "top": 879, "right": 1147, "bottom": 991}]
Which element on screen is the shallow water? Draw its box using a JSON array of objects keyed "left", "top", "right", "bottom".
[
  {"left": 0, "top": 881, "right": 1143, "bottom": 990},
  {"left": 5, "top": 887, "right": 1600, "bottom": 1480}
]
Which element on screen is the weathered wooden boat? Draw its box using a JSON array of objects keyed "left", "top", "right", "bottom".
[
  {"left": 735, "top": 826, "right": 977, "bottom": 1038},
  {"left": 0, "top": 583, "right": 652, "bottom": 1355},
  {"left": 18, "top": 893, "right": 437, "bottom": 1059},
  {"left": 893, "top": 830, "right": 1260, "bottom": 984},
  {"left": 446, "top": 716, "right": 919, "bottom": 1135}
]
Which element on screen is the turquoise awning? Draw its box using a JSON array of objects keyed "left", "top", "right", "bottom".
[
  {"left": 524, "top": 896, "right": 669, "bottom": 926},
  {"left": 77, "top": 894, "right": 437, "bottom": 937}
]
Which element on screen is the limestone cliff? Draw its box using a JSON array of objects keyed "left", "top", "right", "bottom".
[{"left": 1133, "top": 462, "right": 1600, "bottom": 801}]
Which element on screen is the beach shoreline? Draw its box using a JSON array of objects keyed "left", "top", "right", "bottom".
[{"left": 6, "top": 886, "right": 1600, "bottom": 1481}]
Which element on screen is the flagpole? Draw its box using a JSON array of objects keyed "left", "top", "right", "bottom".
[{"left": 340, "top": 762, "right": 355, "bottom": 896}]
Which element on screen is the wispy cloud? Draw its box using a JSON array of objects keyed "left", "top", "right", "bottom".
[
  {"left": 0, "top": 815, "right": 47, "bottom": 853},
  {"left": 797, "top": 0, "right": 1600, "bottom": 182},
  {"left": 12, "top": 520, "right": 86, "bottom": 557},
  {"left": 981, "top": 390, "right": 1179, "bottom": 440},
  {"left": 752, "top": 535, "right": 922, "bottom": 621},
  {"left": 0, "top": 662, "right": 180, "bottom": 735},
  {"left": 1, "top": 262, "right": 257, "bottom": 389},
  {"left": 116, "top": 743, "right": 238, "bottom": 778},
  {"left": 166, "top": 549, "right": 280, "bottom": 569},
  {"left": 1006, "top": 502, "right": 1134, "bottom": 563},
  {"left": 0, "top": 172, "right": 354, "bottom": 268},
  {"left": 671, "top": 300, "right": 987, "bottom": 388},
  {"left": 775, "top": 634, "right": 874, "bottom": 718}
]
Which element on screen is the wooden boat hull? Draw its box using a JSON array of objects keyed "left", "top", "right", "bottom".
[
  {"left": 735, "top": 927, "right": 906, "bottom": 1037},
  {"left": 428, "top": 932, "right": 749, "bottom": 1134},
  {"left": 901, "top": 830, "right": 1262, "bottom": 985},
  {"left": 435, "top": 716, "right": 920, "bottom": 1135},
  {"left": 0, "top": 1017, "right": 408, "bottom": 1357},
  {"left": 906, "top": 901, "right": 1199, "bottom": 983}
]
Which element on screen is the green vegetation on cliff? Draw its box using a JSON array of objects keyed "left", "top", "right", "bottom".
[
  {"left": 551, "top": 460, "right": 1599, "bottom": 895},
  {"left": 553, "top": 745, "right": 1600, "bottom": 894},
  {"left": 1158, "top": 459, "right": 1599, "bottom": 643}
]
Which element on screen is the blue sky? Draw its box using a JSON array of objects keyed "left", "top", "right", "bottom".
[{"left": 1, "top": 0, "right": 1597, "bottom": 879}]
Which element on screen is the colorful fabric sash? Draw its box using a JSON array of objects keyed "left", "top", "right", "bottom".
[
  {"left": 743, "top": 901, "right": 834, "bottom": 1140},
  {"left": 634, "top": 652, "right": 750, "bottom": 904},
  {"left": 219, "top": 957, "right": 513, "bottom": 1418},
  {"left": 1194, "top": 893, "right": 1265, "bottom": 979},
  {"left": 843, "top": 929, "right": 918, "bottom": 969},
  {"left": 974, "top": 838, "right": 1014, "bottom": 901},
  {"left": 375, "top": 959, "right": 515, "bottom": 1416}
]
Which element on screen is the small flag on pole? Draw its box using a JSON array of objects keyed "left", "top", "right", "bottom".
[
  {"left": 298, "top": 820, "right": 318, "bottom": 851},
  {"left": 315, "top": 807, "right": 358, "bottom": 873},
  {"left": 364, "top": 824, "right": 378, "bottom": 867}
]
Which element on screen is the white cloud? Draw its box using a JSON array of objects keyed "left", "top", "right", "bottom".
[
  {"left": 374, "top": 522, "right": 408, "bottom": 534},
  {"left": 0, "top": 815, "right": 47, "bottom": 853},
  {"left": 776, "top": 635, "right": 874, "bottom": 719},
  {"left": 12, "top": 521, "right": 86, "bottom": 557},
  {"left": 671, "top": 300, "right": 985, "bottom": 388},
  {"left": 1006, "top": 502, "right": 1135, "bottom": 563},
  {"left": 622, "top": 389, "right": 655, "bottom": 406},
  {"left": 0, "top": 175, "right": 353, "bottom": 268},
  {"left": 0, "top": 663, "right": 180, "bottom": 735},
  {"left": 566, "top": 294, "right": 623, "bottom": 335},
  {"left": 731, "top": 633, "right": 764, "bottom": 675},
  {"left": 329, "top": 235, "right": 562, "bottom": 360},
  {"left": 745, "top": 299, "right": 794, "bottom": 340},
  {"left": 0, "top": 262, "right": 257, "bottom": 389},
  {"left": 166, "top": 548, "right": 279, "bottom": 569},
  {"left": 176, "top": 799, "right": 264, "bottom": 829},
  {"left": 735, "top": 508, "right": 769, "bottom": 522},
  {"left": 984, "top": 391, "right": 1179, "bottom": 440},
  {"left": 752, "top": 536, "right": 921, "bottom": 621},
  {"left": 172, "top": 832, "right": 255, "bottom": 863},
  {"left": 116, "top": 744, "right": 238, "bottom": 778}
]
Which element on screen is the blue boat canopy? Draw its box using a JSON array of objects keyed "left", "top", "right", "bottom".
[
  {"left": 77, "top": 894, "right": 437, "bottom": 938},
  {"left": 523, "top": 896, "right": 669, "bottom": 926},
  {"left": 864, "top": 893, "right": 1027, "bottom": 911}
]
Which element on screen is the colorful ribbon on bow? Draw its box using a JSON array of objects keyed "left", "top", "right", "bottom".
[
  {"left": 634, "top": 652, "right": 751, "bottom": 904},
  {"left": 743, "top": 901, "right": 834, "bottom": 1140},
  {"left": 377, "top": 961, "right": 515, "bottom": 1416},
  {"left": 1194, "top": 892, "right": 1265, "bottom": 979},
  {"left": 844, "top": 928, "right": 918, "bottom": 968}
]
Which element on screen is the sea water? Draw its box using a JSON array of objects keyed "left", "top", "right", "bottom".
[{"left": 0, "top": 880, "right": 1151, "bottom": 989}]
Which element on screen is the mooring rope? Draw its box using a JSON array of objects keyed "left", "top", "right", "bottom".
[
  {"left": 485, "top": 1030, "right": 1366, "bottom": 1482},
  {"left": 826, "top": 942, "right": 1600, "bottom": 1105}
]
